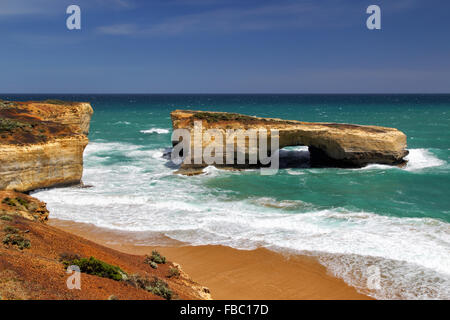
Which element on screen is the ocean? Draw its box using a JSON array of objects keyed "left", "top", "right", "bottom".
[{"left": 3, "top": 94, "right": 449, "bottom": 299}]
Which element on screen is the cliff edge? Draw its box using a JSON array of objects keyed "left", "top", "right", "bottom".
[{"left": 0, "top": 100, "right": 93, "bottom": 192}]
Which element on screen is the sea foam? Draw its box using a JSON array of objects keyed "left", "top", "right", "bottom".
[
  {"left": 404, "top": 148, "right": 446, "bottom": 171},
  {"left": 140, "top": 128, "right": 169, "bottom": 134},
  {"left": 358, "top": 148, "right": 446, "bottom": 172}
]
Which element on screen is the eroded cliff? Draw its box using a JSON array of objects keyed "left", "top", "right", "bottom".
[
  {"left": 171, "top": 110, "right": 408, "bottom": 171},
  {"left": 0, "top": 100, "right": 93, "bottom": 192}
]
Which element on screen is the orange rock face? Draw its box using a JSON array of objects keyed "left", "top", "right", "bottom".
[{"left": 0, "top": 100, "right": 93, "bottom": 192}]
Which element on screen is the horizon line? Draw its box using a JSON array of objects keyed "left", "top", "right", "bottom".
[{"left": 2, "top": 93, "right": 450, "bottom": 95}]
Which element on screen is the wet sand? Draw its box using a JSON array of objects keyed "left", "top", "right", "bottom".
[{"left": 49, "top": 218, "right": 372, "bottom": 300}]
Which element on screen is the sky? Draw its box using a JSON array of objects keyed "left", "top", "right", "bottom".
[{"left": 0, "top": 0, "right": 449, "bottom": 93}]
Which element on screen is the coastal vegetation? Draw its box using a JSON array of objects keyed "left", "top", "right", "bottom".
[
  {"left": 145, "top": 250, "right": 166, "bottom": 265},
  {"left": 42, "top": 99, "right": 69, "bottom": 105},
  {"left": 0, "top": 192, "right": 49, "bottom": 222},
  {"left": 126, "top": 274, "right": 173, "bottom": 300},
  {"left": 0, "top": 100, "right": 15, "bottom": 109},
  {"left": 167, "top": 267, "right": 180, "bottom": 278},
  {"left": 3, "top": 226, "right": 19, "bottom": 234},
  {"left": 61, "top": 255, "right": 126, "bottom": 281},
  {"left": 2, "top": 197, "right": 30, "bottom": 209},
  {"left": 0, "top": 119, "right": 32, "bottom": 133},
  {"left": 3, "top": 233, "right": 31, "bottom": 249},
  {"left": 2, "top": 225, "right": 31, "bottom": 250},
  {"left": 193, "top": 111, "right": 260, "bottom": 123},
  {"left": 60, "top": 253, "right": 175, "bottom": 300}
]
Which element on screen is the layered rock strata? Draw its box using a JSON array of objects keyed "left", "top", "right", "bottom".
[
  {"left": 171, "top": 110, "right": 408, "bottom": 173},
  {"left": 0, "top": 100, "right": 93, "bottom": 192}
]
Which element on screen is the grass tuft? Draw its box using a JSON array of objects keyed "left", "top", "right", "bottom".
[
  {"left": 0, "top": 100, "right": 15, "bottom": 109},
  {"left": 167, "top": 267, "right": 180, "bottom": 278},
  {"left": 42, "top": 99, "right": 67, "bottom": 105},
  {"left": 145, "top": 250, "right": 166, "bottom": 265},
  {"left": 2, "top": 197, "right": 30, "bottom": 210},
  {"left": 3, "top": 226, "right": 19, "bottom": 234},
  {"left": 0, "top": 119, "right": 32, "bottom": 133},
  {"left": 126, "top": 274, "right": 173, "bottom": 300},
  {"left": 193, "top": 111, "right": 260, "bottom": 123},
  {"left": 3, "top": 234, "right": 31, "bottom": 250}
]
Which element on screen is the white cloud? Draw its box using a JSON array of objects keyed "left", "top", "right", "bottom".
[
  {"left": 95, "top": 2, "right": 321, "bottom": 37},
  {"left": 94, "top": 0, "right": 423, "bottom": 37}
]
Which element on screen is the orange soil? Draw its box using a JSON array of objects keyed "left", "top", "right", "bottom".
[{"left": 0, "top": 216, "right": 207, "bottom": 300}]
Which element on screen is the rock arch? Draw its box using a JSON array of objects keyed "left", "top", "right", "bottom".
[{"left": 171, "top": 110, "right": 408, "bottom": 173}]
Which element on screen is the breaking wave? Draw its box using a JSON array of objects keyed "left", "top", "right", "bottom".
[{"left": 140, "top": 128, "right": 170, "bottom": 134}]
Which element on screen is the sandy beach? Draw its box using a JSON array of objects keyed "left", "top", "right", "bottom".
[{"left": 49, "top": 218, "right": 371, "bottom": 300}]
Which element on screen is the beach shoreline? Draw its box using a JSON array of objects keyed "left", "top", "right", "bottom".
[{"left": 49, "top": 218, "right": 372, "bottom": 300}]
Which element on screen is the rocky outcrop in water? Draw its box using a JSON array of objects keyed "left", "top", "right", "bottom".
[
  {"left": 171, "top": 110, "right": 408, "bottom": 172},
  {"left": 0, "top": 100, "right": 93, "bottom": 192}
]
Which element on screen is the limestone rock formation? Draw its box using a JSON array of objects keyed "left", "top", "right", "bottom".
[
  {"left": 0, "top": 190, "right": 49, "bottom": 222},
  {"left": 0, "top": 100, "right": 93, "bottom": 192},
  {"left": 171, "top": 110, "right": 408, "bottom": 172}
]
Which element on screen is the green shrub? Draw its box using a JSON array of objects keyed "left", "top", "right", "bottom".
[
  {"left": 3, "top": 234, "right": 31, "bottom": 250},
  {"left": 43, "top": 99, "right": 67, "bottom": 105},
  {"left": 0, "top": 215, "right": 12, "bottom": 221},
  {"left": 150, "top": 261, "right": 158, "bottom": 269},
  {"left": 2, "top": 198, "right": 15, "bottom": 206},
  {"left": 62, "top": 256, "right": 126, "bottom": 281},
  {"left": 0, "top": 119, "right": 31, "bottom": 132},
  {"left": 2, "top": 197, "right": 30, "bottom": 209},
  {"left": 145, "top": 250, "right": 166, "bottom": 265},
  {"left": 126, "top": 274, "right": 173, "bottom": 300},
  {"left": 15, "top": 198, "right": 29, "bottom": 209},
  {"left": 193, "top": 111, "right": 257, "bottom": 123},
  {"left": 149, "top": 277, "right": 173, "bottom": 300},
  {"left": 0, "top": 100, "right": 15, "bottom": 109},
  {"left": 3, "top": 226, "right": 19, "bottom": 234},
  {"left": 167, "top": 267, "right": 180, "bottom": 278}
]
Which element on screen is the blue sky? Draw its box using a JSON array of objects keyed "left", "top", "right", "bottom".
[{"left": 0, "top": 0, "right": 449, "bottom": 93}]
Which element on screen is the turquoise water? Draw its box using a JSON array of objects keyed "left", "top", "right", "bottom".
[{"left": 4, "top": 94, "right": 449, "bottom": 299}]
